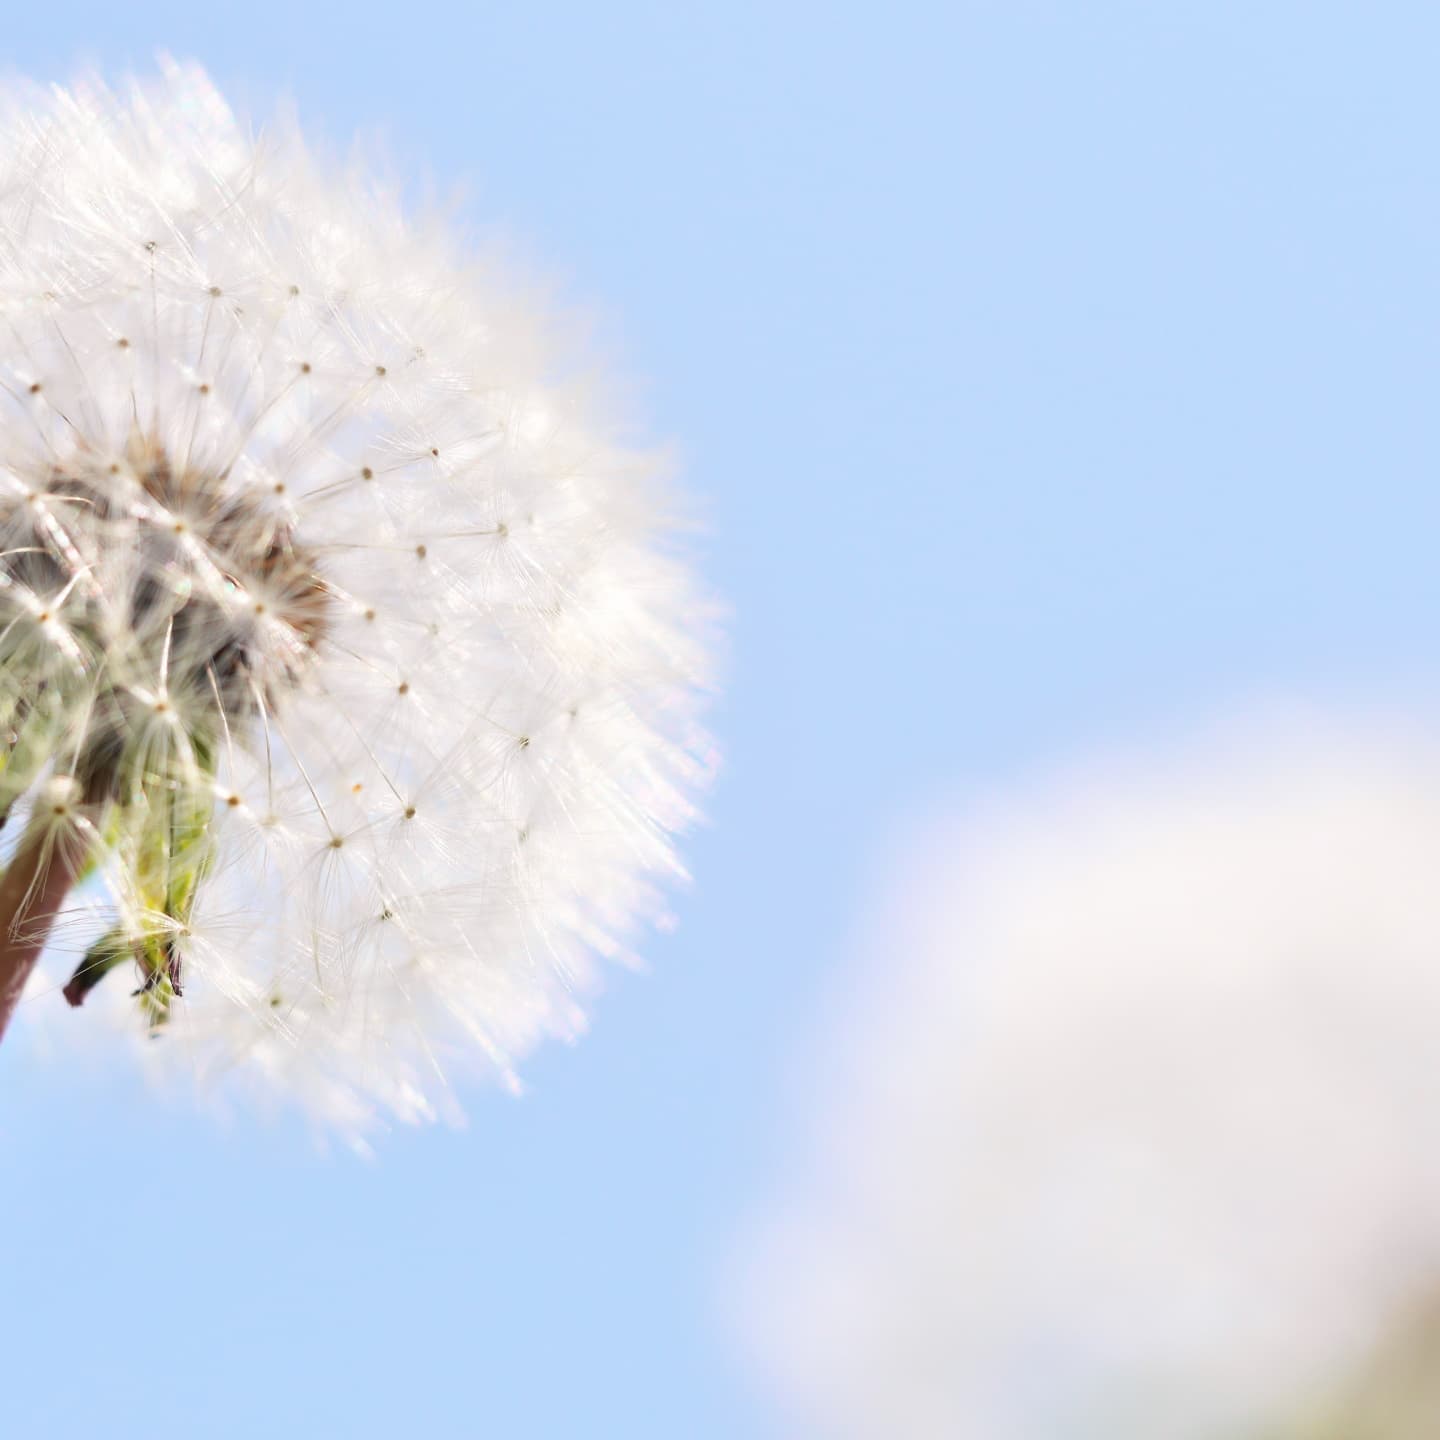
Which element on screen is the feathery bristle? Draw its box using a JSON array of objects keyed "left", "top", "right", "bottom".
[{"left": 0, "top": 60, "right": 716, "bottom": 1137}]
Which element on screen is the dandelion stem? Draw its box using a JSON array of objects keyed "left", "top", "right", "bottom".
[{"left": 0, "top": 815, "right": 87, "bottom": 1042}]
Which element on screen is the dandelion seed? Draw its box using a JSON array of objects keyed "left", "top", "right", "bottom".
[{"left": 0, "top": 60, "right": 715, "bottom": 1135}]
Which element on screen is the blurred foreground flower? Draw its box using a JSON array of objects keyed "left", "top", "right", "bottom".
[
  {"left": 0, "top": 61, "right": 713, "bottom": 1134},
  {"left": 738, "top": 722, "right": 1440, "bottom": 1438}
]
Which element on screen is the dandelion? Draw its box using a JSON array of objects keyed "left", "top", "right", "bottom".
[
  {"left": 740, "top": 724, "right": 1440, "bottom": 1438},
  {"left": 0, "top": 60, "right": 714, "bottom": 1134}
]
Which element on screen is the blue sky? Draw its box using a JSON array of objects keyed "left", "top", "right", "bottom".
[{"left": 3, "top": 4, "right": 1439, "bottom": 1436}]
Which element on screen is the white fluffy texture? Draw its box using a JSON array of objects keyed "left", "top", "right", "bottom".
[
  {"left": 739, "top": 722, "right": 1440, "bottom": 1439},
  {"left": 0, "top": 61, "right": 713, "bottom": 1136}
]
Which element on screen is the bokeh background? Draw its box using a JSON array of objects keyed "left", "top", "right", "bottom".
[{"left": 4, "top": 3, "right": 1440, "bottom": 1436}]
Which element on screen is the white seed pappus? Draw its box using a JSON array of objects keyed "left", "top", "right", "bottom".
[{"left": 0, "top": 60, "right": 715, "bottom": 1138}]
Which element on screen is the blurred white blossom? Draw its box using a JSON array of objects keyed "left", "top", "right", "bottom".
[
  {"left": 737, "top": 718, "right": 1440, "bottom": 1439},
  {"left": 0, "top": 60, "right": 715, "bottom": 1138}
]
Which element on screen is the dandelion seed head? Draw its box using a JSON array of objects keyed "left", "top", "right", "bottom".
[{"left": 0, "top": 59, "right": 715, "bottom": 1136}]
